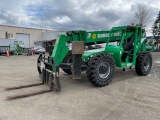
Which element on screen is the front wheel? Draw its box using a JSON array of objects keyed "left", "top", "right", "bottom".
[
  {"left": 86, "top": 53, "right": 115, "bottom": 87},
  {"left": 135, "top": 52, "right": 152, "bottom": 76}
]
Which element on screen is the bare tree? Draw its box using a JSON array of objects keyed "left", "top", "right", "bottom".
[{"left": 134, "top": 4, "right": 150, "bottom": 28}]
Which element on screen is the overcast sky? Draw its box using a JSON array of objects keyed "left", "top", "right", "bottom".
[{"left": 0, "top": 0, "right": 159, "bottom": 35}]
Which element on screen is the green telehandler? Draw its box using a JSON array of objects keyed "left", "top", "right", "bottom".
[{"left": 5, "top": 25, "right": 152, "bottom": 99}]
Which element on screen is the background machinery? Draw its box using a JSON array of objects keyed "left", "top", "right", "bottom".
[
  {"left": 146, "top": 22, "right": 160, "bottom": 52},
  {"left": 12, "top": 41, "right": 24, "bottom": 55},
  {"left": 146, "top": 36, "right": 160, "bottom": 52},
  {"left": 0, "top": 40, "right": 24, "bottom": 55}
]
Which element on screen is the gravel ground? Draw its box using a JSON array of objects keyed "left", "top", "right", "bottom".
[{"left": 0, "top": 52, "right": 160, "bottom": 120}]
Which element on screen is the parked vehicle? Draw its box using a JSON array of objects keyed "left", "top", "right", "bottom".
[
  {"left": 85, "top": 44, "right": 105, "bottom": 50},
  {"left": 29, "top": 46, "right": 45, "bottom": 54}
]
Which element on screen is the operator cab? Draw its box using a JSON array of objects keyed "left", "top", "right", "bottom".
[{"left": 121, "top": 26, "right": 143, "bottom": 63}]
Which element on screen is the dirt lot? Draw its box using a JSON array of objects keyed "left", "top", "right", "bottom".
[{"left": 0, "top": 52, "right": 160, "bottom": 120}]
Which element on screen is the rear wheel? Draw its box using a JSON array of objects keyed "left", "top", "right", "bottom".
[
  {"left": 135, "top": 52, "right": 152, "bottom": 75},
  {"left": 86, "top": 53, "right": 115, "bottom": 87},
  {"left": 62, "top": 52, "right": 72, "bottom": 75}
]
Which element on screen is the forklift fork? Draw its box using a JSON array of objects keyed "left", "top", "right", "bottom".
[{"left": 5, "top": 54, "right": 61, "bottom": 100}]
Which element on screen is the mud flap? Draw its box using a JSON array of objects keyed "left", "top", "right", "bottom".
[{"left": 72, "top": 54, "right": 82, "bottom": 79}]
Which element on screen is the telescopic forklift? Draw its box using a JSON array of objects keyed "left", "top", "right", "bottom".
[{"left": 5, "top": 25, "right": 152, "bottom": 100}]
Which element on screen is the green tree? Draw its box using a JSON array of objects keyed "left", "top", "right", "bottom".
[
  {"left": 151, "top": 11, "right": 160, "bottom": 51},
  {"left": 152, "top": 11, "right": 160, "bottom": 36}
]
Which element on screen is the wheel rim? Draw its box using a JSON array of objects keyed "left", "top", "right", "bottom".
[
  {"left": 144, "top": 57, "right": 150, "bottom": 71},
  {"left": 98, "top": 61, "right": 110, "bottom": 79}
]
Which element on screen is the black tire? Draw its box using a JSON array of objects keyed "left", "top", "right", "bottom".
[
  {"left": 62, "top": 52, "right": 72, "bottom": 75},
  {"left": 135, "top": 52, "right": 152, "bottom": 76},
  {"left": 86, "top": 53, "right": 115, "bottom": 87}
]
